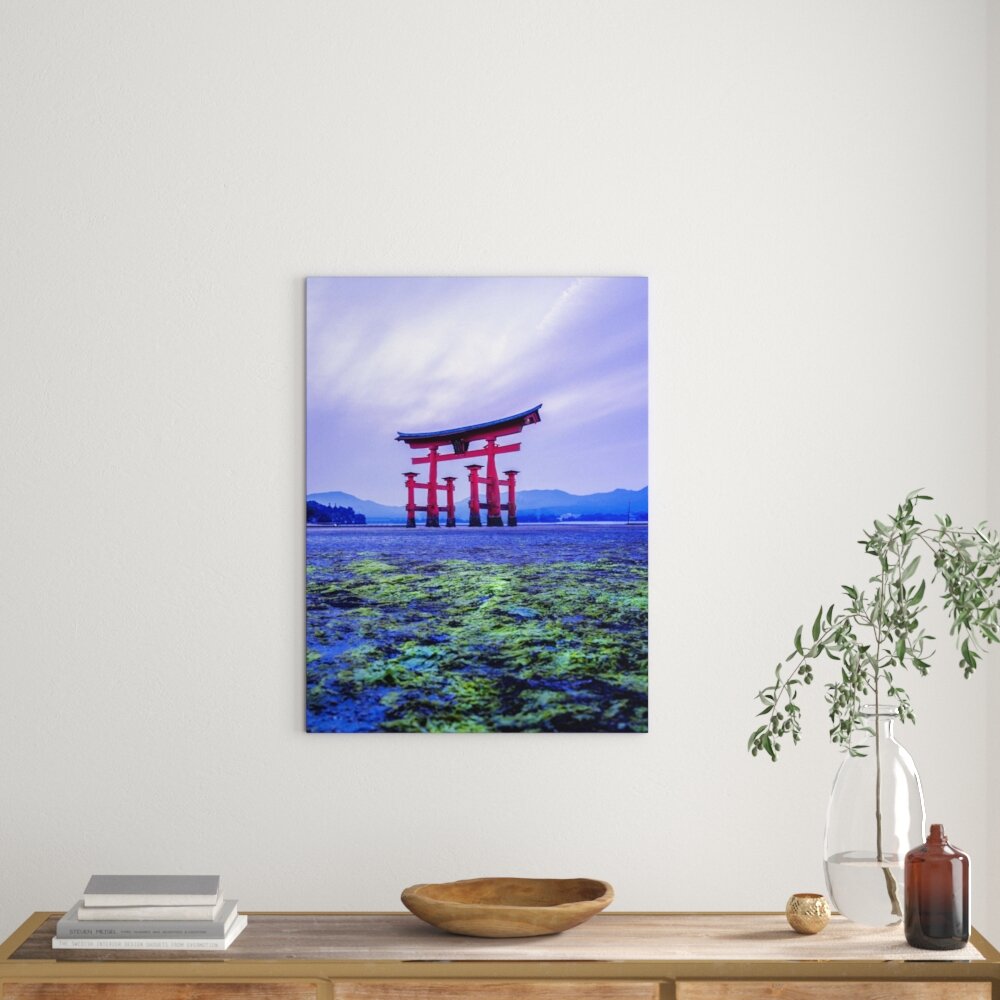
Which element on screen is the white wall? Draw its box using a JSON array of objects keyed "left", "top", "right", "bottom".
[
  {"left": 989, "top": 0, "right": 1000, "bottom": 949},
  {"left": 1, "top": 0, "right": 995, "bottom": 942}
]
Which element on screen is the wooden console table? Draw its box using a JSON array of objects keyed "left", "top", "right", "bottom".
[{"left": 2, "top": 911, "right": 999, "bottom": 998}]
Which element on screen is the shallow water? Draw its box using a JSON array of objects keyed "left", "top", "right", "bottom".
[{"left": 306, "top": 524, "right": 648, "bottom": 733}]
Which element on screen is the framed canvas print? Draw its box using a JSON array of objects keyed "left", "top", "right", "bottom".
[{"left": 306, "top": 277, "right": 648, "bottom": 732}]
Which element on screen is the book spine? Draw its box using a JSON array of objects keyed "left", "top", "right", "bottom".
[
  {"left": 83, "top": 877, "right": 221, "bottom": 900},
  {"left": 56, "top": 928, "right": 227, "bottom": 938},
  {"left": 76, "top": 906, "right": 220, "bottom": 921},
  {"left": 52, "top": 915, "right": 246, "bottom": 951},
  {"left": 82, "top": 895, "right": 219, "bottom": 907},
  {"left": 52, "top": 936, "right": 232, "bottom": 951}
]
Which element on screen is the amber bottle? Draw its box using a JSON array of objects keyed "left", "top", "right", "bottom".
[{"left": 904, "top": 824, "right": 970, "bottom": 950}]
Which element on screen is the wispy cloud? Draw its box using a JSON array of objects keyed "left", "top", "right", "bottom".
[{"left": 306, "top": 277, "right": 647, "bottom": 501}]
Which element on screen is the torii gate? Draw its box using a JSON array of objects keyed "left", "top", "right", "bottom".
[{"left": 396, "top": 405, "right": 542, "bottom": 527}]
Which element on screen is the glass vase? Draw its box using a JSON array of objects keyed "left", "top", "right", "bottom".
[{"left": 823, "top": 704, "right": 926, "bottom": 926}]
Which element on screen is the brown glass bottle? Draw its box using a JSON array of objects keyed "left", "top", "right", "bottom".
[{"left": 904, "top": 824, "right": 970, "bottom": 950}]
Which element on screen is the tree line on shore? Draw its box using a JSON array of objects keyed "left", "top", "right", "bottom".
[{"left": 307, "top": 500, "right": 366, "bottom": 525}]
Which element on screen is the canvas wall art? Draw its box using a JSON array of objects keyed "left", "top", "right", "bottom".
[{"left": 306, "top": 277, "right": 648, "bottom": 733}]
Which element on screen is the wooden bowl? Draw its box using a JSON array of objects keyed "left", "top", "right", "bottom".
[{"left": 400, "top": 877, "right": 614, "bottom": 938}]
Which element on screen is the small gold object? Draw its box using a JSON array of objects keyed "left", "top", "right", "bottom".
[{"left": 785, "top": 892, "right": 831, "bottom": 934}]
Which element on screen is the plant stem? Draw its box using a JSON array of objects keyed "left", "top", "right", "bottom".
[
  {"left": 874, "top": 562, "right": 902, "bottom": 918},
  {"left": 874, "top": 674, "right": 883, "bottom": 864}
]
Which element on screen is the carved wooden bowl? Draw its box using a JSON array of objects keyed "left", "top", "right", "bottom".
[{"left": 401, "top": 877, "right": 614, "bottom": 938}]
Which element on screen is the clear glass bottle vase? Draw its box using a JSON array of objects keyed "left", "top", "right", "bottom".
[{"left": 823, "top": 704, "right": 926, "bottom": 926}]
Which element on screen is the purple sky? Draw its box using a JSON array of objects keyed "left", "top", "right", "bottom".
[{"left": 306, "top": 277, "right": 647, "bottom": 505}]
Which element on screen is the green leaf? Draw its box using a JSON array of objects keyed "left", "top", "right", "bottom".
[{"left": 750, "top": 493, "right": 1000, "bottom": 761}]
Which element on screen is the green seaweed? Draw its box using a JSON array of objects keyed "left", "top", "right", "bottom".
[{"left": 307, "top": 538, "right": 648, "bottom": 732}]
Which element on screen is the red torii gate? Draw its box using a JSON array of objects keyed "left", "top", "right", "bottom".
[{"left": 396, "top": 405, "right": 542, "bottom": 527}]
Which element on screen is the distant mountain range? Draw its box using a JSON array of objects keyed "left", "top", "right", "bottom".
[{"left": 306, "top": 487, "right": 648, "bottom": 524}]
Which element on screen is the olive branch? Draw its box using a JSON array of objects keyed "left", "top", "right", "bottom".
[
  {"left": 748, "top": 490, "right": 1000, "bottom": 917},
  {"left": 749, "top": 491, "right": 1000, "bottom": 763}
]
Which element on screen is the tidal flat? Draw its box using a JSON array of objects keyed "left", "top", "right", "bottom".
[{"left": 306, "top": 523, "right": 648, "bottom": 733}]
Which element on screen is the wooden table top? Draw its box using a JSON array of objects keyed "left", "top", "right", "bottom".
[{"left": 3, "top": 913, "right": 993, "bottom": 965}]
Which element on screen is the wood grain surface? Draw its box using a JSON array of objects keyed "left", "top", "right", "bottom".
[
  {"left": 333, "top": 983, "right": 657, "bottom": 1000},
  {"left": 2, "top": 985, "right": 317, "bottom": 999},
  {"left": 675, "top": 983, "right": 991, "bottom": 1000},
  {"left": 8, "top": 914, "right": 987, "bottom": 964}
]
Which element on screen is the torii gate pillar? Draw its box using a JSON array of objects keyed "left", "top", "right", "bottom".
[
  {"left": 443, "top": 476, "right": 457, "bottom": 527},
  {"left": 403, "top": 472, "right": 418, "bottom": 528},
  {"left": 425, "top": 446, "right": 440, "bottom": 527},
  {"left": 466, "top": 464, "right": 483, "bottom": 527},
  {"left": 485, "top": 436, "right": 504, "bottom": 527},
  {"left": 503, "top": 470, "right": 519, "bottom": 527}
]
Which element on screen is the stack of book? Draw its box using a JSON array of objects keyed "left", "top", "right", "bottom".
[{"left": 53, "top": 875, "right": 247, "bottom": 951}]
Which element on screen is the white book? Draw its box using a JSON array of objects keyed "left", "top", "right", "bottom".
[
  {"left": 58, "top": 900, "right": 238, "bottom": 937},
  {"left": 77, "top": 898, "right": 226, "bottom": 921},
  {"left": 53, "top": 914, "right": 247, "bottom": 951}
]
